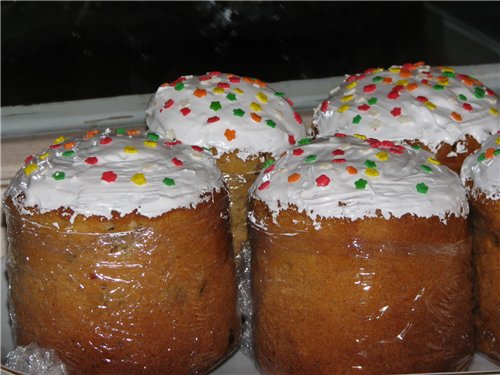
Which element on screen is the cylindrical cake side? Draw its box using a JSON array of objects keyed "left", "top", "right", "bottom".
[
  {"left": 5, "top": 190, "right": 240, "bottom": 375},
  {"left": 250, "top": 199, "right": 473, "bottom": 375}
]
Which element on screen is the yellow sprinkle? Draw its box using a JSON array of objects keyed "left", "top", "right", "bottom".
[
  {"left": 353, "top": 133, "right": 367, "bottom": 140},
  {"left": 212, "top": 87, "right": 224, "bottom": 94},
  {"left": 250, "top": 102, "right": 262, "bottom": 112},
  {"left": 233, "top": 88, "right": 244, "bottom": 95},
  {"left": 396, "top": 80, "right": 409, "bottom": 87},
  {"left": 374, "top": 68, "right": 384, "bottom": 74},
  {"left": 24, "top": 163, "right": 39, "bottom": 175},
  {"left": 441, "top": 66, "right": 455, "bottom": 73},
  {"left": 375, "top": 151, "right": 389, "bottom": 161},
  {"left": 54, "top": 136, "right": 65, "bottom": 144},
  {"left": 427, "top": 157, "right": 441, "bottom": 165},
  {"left": 256, "top": 92, "right": 268, "bottom": 103},
  {"left": 346, "top": 81, "right": 358, "bottom": 90},
  {"left": 39, "top": 152, "right": 49, "bottom": 160},
  {"left": 489, "top": 107, "right": 499, "bottom": 116},
  {"left": 365, "top": 168, "right": 379, "bottom": 177},
  {"left": 437, "top": 76, "right": 449, "bottom": 85},
  {"left": 124, "top": 146, "right": 138, "bottom": 154},
  {"left": 337, "top": 104, "right": 350, "bottom": 113},
  {"left": 341, "top": 95, "right": 354, "bottom": 103},
  {"left": 389, "top": 67, "right": 401, "bottom": 74},
  {"left": 496, "top": 137, "right": 500, "bottom": 145},
  {"left": 424, "top": 101, "right": 436, "bottom": 111},
  {"left": 144, "top": 140, "right": 157, "bottom": 148},
  {"left": 131, "top": 173, "right": 147, "bottom": 186}
]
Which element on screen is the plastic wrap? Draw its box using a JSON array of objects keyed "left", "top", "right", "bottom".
[
  {"left": 5, "top": 343, "right": 67, "bottom": 375},
  {"left": 235, "top": 241, "right": 254, "bottom": 358},
  {"left": 4, "top": 192, "right": 240, "bottom": 375},
  {"left": 249, "top": 205, "right": 474, "bottom": 375},
  {"left": 469, "top": 197, "right": 500, "bottom": 365}
]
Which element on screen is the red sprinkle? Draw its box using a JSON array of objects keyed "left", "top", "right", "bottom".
[
  {"left": 358, "top": 104, "right": 371, "bottom": 111},
  {"left": 381, "top": 140, "right": 395, "bottom": 149},
  {"left": 101, "top": 171, "right": 117, "bottom": 183},
  {"left": 345, "top": 75, "right": 357, "bottom": 83},
  {"left": 100, "top": 137, "right": 113, "bottom": 145},
  {"left": 164, "top": 140, "right": 182, "bottom": 147},
  {"left": 264, "top": 164, "right": 275, "bottom": 174},
  {"left": 316, "top": 174, "right": 331, "bottom": 187},
  {"left": 486, "top": 88, "right": 496, "bottom": 96},
  {"left": 164, "top": 99, "right": 174, "bottom": 109},
  {"left": 191, "top": 145, "right": 204, "bottom": 152},
  {"left": 24, "top": 155, "right": 34, "bottom": 164},
  {"left": 170, "top": 77, "right": 185, "bottom": 85},
  {"left": 50, "top": 144, "right": 62, "bottom": 149},
  {"left": 363, "top": 84, "right": 376, "bottom": 93},
  {"left": 288, "top": 135, "right": 296, "bottom": 145},
  {"left": 199, "top": 74, "right": 211, "bottom": 81},
  {"left": 390, "top": 107, "right": 402, "bottom": 117},
  {"left": 293, "top": 148, "right": 304, "bottom": 156},
  {"left": 258, "top": 181, "right": 271, "bottom": 190},
  {"left": 208, "top": 71, "right": 221, "bottom": 76},
  {"left": 207, "top": 116, "right": 220, "bottom": 123},
  {"left": 393, "top": 85, "right": 404, "bottom": 92},
  {"left": 463, "top": 103, "right": 473, "bottom": 112},
  {"left": 320, "top": 100, "right": 329, "bottom": 113},
  {"left": 387, "top": 90, "right": 400, "bottom": 100},
  {"left": 171, "top": 157, "right": 183, "bottom": 167},
  {"left": 334, "top": 133, "right": 347, "bottom": 137},
  {"left": 217, "top": 82, "right": 230, "bottom": 89},
  {"left": 180, "top": 107, "right": 191, "bottom": 116},
  {"left": 389, "top": 146, "right": 405, "bottom": 154},
  {"left": 355, "top": 74, "right": 366, "bottom": 81},
  {"left": 416, "top": 96, "right": 428, "bottom": 103},
  {"left": 286, "top": 98, "right": 295, "bottom": 107},
  {"left": 294, "top": 112, "right": 303, "bottom": 124},
  {"left": 85, "top": 157, "right": 98, "bottom": 165},
  {"left": 331, "top": 149, "right": 345, "bottom": 156},
  {"left": 332, "top": 158, "right": 346, "bottom": 163},
  {"left": 228, "top": 76, "right": 241, "bottom": 83}
]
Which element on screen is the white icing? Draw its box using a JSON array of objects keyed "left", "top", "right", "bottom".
[
  {"left": 313, "top": 64, "right": 500, "bottom": 153},
  {"left": 145, "top": 72, "right": 308, "bottom": 160},
  {"left": 250, "top": 135, "right": 468, "bottom": 225},
  {"left": 461, "top": 132, "right": 500, "bottom": 200},
  {"left": 5, "top": 129, "right": 224, "bottom": 219}
]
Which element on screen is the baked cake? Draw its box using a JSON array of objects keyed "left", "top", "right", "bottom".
[
  {"left": 461, "top": 131, "right": 500, "bottom": 364},
  {"left": 4, "top": 129, "right": 240, "bottom": 374},
  {"left": 146, "top": 72, "right": 308, "bottom": 253},
  {"left": 249, "top": 134, "right": 473, "bottom": 374},
  {"left": 313, "top": 62, "right": 499, "bottom": 173}
]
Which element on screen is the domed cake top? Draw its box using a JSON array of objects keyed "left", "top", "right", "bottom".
[
  {"left": 146, "top": 72, "right": 308, "bottom": 160},
  {"left": 250, "top": 134, "right": 468, "bottom": 224},
  {"left": 5, "top": 129, "right": 224, "bottom": 220},
  {"left": 461, "top": 132, "right": 500, "bottom": 200},
  {"left": 313, "top": 62, "right": 499, "bottom": 153}
]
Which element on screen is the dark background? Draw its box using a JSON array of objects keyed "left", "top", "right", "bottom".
[{"left": 2, "top": 1, "right": 500, "bottom": 106}]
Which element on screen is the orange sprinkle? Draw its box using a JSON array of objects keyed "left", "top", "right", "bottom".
[
  {"left": 462, "top": 77, "right": 474, "bottom": 86},
  {"left": 406, "top": 83, "right": 418, "bottom": 91},
  {"left": 254, "top": 79, "right": 267, "bottom": 88},
  {"left": 243, "top": 77, "right": 255, "bottom": 84},
  {"left": 64, "top": 142, "right": 76, "bottom": 149},
  {"left": 224, "top": 129, "right": 236, "bottom": 141},
  {"left": 414, "top": 61, "right": 426, "bottom": 67},
  {"left": 485, "top": 148, "right": 495, "bottom": 159},
  {"left": 346, "top": 166, "right": 358, "bottom": 175},
  {"left": 382, "top": 77, "right": 393, "bottom": 84},
  {"left": 399, "top": 69, "right": 412, "bottom": 78},
  {"left": 85, "top": 130, "right": 99, "bottom": 139},
  {"left": 250, "top": 112, "right": 262, "bottom": 123},
  {"left": 451, "top": 111, "right": 463, "bottom": 122},
  {"left": 193, "top": 88, "right": 207, "bottom": 98},
  {"left": 127, "top": 129, "right": 141, "bottom": 136},
  {"left": 288, "top": 173, "right": 301, "bottom": 183}
]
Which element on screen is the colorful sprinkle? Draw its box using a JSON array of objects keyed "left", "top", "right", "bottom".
[
  {"left": 210, "top": 101, "right": 222, "bottom": 111},
  {"left": 363, "top": 84, "right": 376, "bottom": 93},
  {"left": 212, "top": 87, "right": 224, "bottom": 94},
  {"left": 288, "top": 173, "right": 301, "bottom": 183},
  {"left": 52, "top": 171, "right": 65, "bottom": 180},
  {"left": 194, "top": 88, "right": 207, "bottom": 98},
  {"left": 338, "top": 104, "right": 350, "bottom": 113},
  {"left": 233, "top": 108, "right": 245, "bottom": 117},
  {"left": 102, "top": 171, "right": 117, "bottom": 183},
  {"left": 174, "top": 82, "right": 185, "bottom": 91},
  {"left": 316, "top": 174, "right": 331, "bottom": 187},
  {"left": 124, "top": 146, "right": 138, "bottom": 154},
  {"left": 294, "top": 112, "right": 303, "bottom": 124},
  {"left": 226, "top": 93, "right": 237, "bottom": 101},
  {"left": 463, "top": 103, "right": 473, "bottom": 112},
  {"left": 490, "top": 107, "right": 499, "bottom": 116},
  {"left": 355, "top": 178, "right": 367, "bottom": 190},
  {"left": 164, "top": 99, "right": 174, "bottom": 108},
  {"left": 305, "top": 155, "right": 317, "bottom": 163},
  {"left": 147, "top": 132, "right": 160, "bottom": 141},
  {"left": 367, "top": 97, "right": 378, "bottom": 105},
  {"left": 420, "top": 164, "right": 433, "bottom": 173},
  {"left": 224, "top": 129, "right": 236, "bottom": 141},
  {"left": 375, "top": 151, "right": 389, "bottom": 161},
  {"left": 258, "top": 181, "right": 271, "bottom": 190},
  {"left": 85, "top": 157, "right": 98, "bottom": 165},
  {"left": 346, "top": 166, "right": 358, "bottom": 175},
  {"left": 171, "top": 157, "right": 183, "bottom": 167},
  {"left": 62, "top": 150, "right": 75, "bottom": 157},
  {"left": 427, "top": 157, "right": 441, "bottom": 165},
  {"left": 131, "top": 173, "right": 147, "bottom": 186},
  {"left": 207, "top": 116, "right": 220, "bottom": 123},
  {"left": 390, "top": 107, "right": 402, "bottom": 117},
  {"left": 250, "top": 113, "right": 262, "bottom": 123},
  {"left": 266, "top": 119, "right": 276, "bottom": 128},
  {"left": 293, "top": 148, "right": 304, "bottom": 156},
  {"left": 180, "top": 107, "right": 191, "bottom": 116},
  {"left": 358, "top": 104, "right": 371, "bottom": 112},
  {"left": 364, "top": 160, "right": 377, "bottom": 168},
  {"left": 298, "top": 138, "right": 312, "bottom": 146},
  {"left": 24, "top": 164, "right": 38, "bottom": 175},
  {"left": 451, "top": 111, "right": 463, "bottom": 122},
  {"left": 162, "top": 177, "right": 175, "bottom": 187},
  {"left": 54, "top": 136, "right": 65, "bottom": 144},
  {"left": 365, "top": 168, "right": 379, "bottom": 177},
  {"left": 256, "top": 92, "right": 268, "bottom": 103},
  {"left": 100, "top": 137, "right": 113, "bottom": 145},
  {"left": 416, "top": 182, "right": 429, "bottom": 194}
]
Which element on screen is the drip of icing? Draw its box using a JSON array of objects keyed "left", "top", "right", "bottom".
[
  {"left": 250, "top": 135, "right": 468, "bottom": 226},
  {"left": 313, "top": 63, "right": 500, "bottom": 153},
  {"left": 6, "top": 129, "right": 224, "bottom": 219},
  {"left": 461, "top": 132, "right": 500, "bottom": 200},
  {"left": 145, "top": 72, "right": 308, "bottom": 160}
]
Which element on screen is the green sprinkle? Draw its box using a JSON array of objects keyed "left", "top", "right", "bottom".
[
  {"left": 367, "top": 97, "right": 378, "bottom": 105},
  {"left": 62, "top": 150, "right": 75, "bottom": 157},
  {"left": 305, "top": 155, "right": 317, "bottom": 163},
  {"left": 210, "top": 101, "right": 222, "bottom": 111},
  {"left": 226, "top": 93, "right": 237, "bottom": 101},
  {"left": 411, "top": 144, "right": 421, "bottom": 150},
  {"left": 354, "top": 178, "right": 367, "bottom": 190},
  {"left": 494, "top": 150, "right": 500, "bottom": 156},
  {"left": 442, "top": 71, "right": 456, "bottom": 78},
  {"left": 474, "top": 87, "right": 485, "bottom": 99},
  {"left": 233, "top": 108, "right": 245, "bottom": 117},
  {"left": 420, "top": 164, "right": 433, "bottom": 174},
  {"left": 52, "top": 171, "right": 65, "bottom": 180},
  {"left": 274, "top": 92, "right": 286, "bottom": 98},
  {"left": 266, "top": 119, "right": 276, "bottom": 128},
  {"left": 262, "top": 159, "right": 274, "bottom": 169},
  {"left": 353, "top": 114, "right": 362, "bottom": 124},
  {"left": 433, "top": 84, "right": 445, "bottom": 91},
  {"left": 298, "top": 137, "right": 312, "bottom": 146},
  {"left": 458, "top": 94, "right": 467, "bottom": 101},
  {"left": 162, "top": 177, "right": 175, "bottom": 187},
  {"left": 116, "top": 128, "right": 126, "bottom": 135},
  {"left": 477, "top": 153, "right": 486, "bottom": 162},
  {"left": 372, "top": 76, "right": 383, "bottom": 83},
  {"left": 147, "top": 132, "right": 159, "bottom": 141},
  {"left": 416, "top": 182, "right": 429, "bottom": 194},
  {"left": 174, "top": 82, "right": 185, "bottom": 91},
  {"left": 364, "top": 160, "right": 376, "bottom": 168}
]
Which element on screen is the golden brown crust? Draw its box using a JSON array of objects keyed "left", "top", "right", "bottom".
[
  {"left": 250, "top": 199, "right": 474, "bottom": 374},
  {"left": 6, "top": 191, "right": 240, "bottom": 374},
  {"left": 469, "top": 195, "right": 500, "bottom": 364},
  {"left": 215, "top": 150, "right": 271, "bottom": 254}
]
